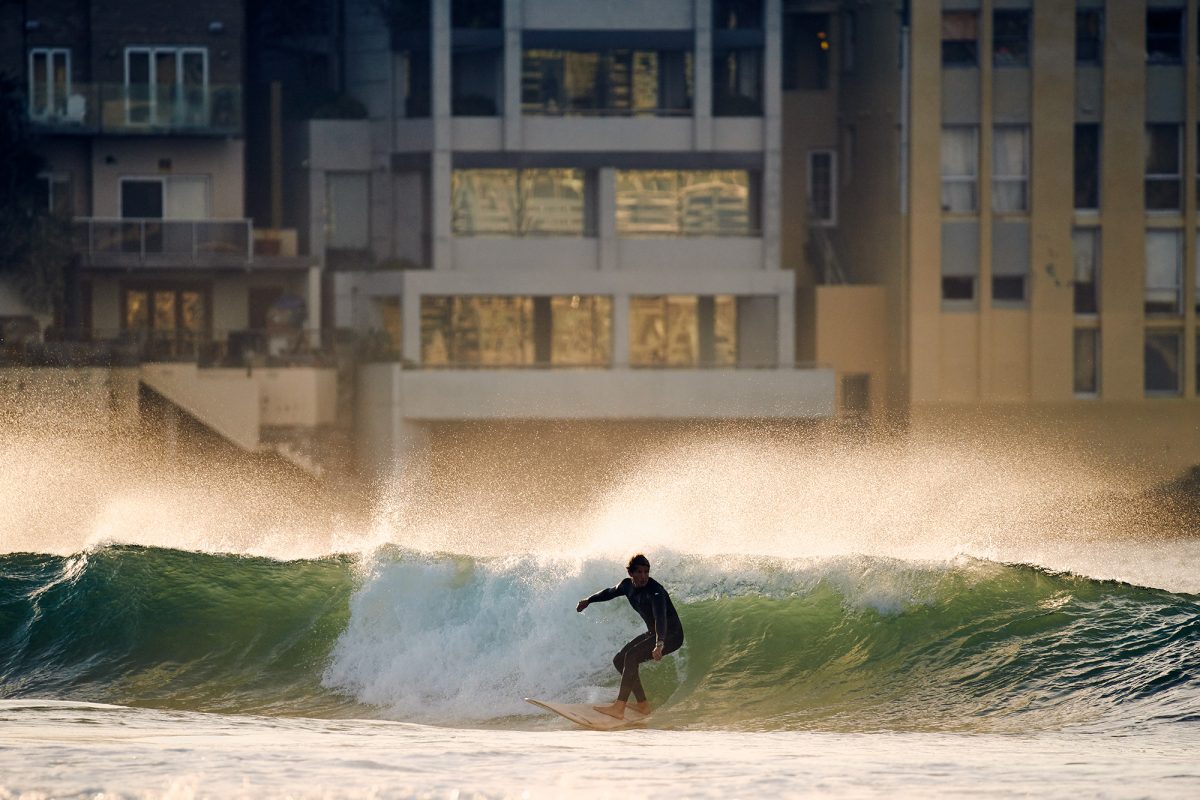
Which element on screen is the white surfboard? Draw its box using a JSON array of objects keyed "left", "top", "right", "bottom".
[{"left": 525, "top": 698, "right": 650, "bottom": 731}]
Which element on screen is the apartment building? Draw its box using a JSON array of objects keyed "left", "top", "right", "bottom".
[
  {"left": 321, "top": 0, "right": 837, "bottom": 475},
  {"left": 4, "top": 0, "right": 318, "bottom": 358}
]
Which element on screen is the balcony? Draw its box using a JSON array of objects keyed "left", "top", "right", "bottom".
[
  {"left": 28, "top": 83, "right": 242, "bottom": 137},
  {"left": 75, "top": 218, "right": 252, "bottom": 269}
]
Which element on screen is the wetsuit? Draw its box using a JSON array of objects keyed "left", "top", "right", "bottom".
[{"left": 586, "top": 577, "right": 684, "bottom": 704}]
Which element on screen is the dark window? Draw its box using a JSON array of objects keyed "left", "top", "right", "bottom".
[
  {"left": 942, "top": 11, "right": 978, "bottom": 67},
  {"left": 1145, "top": 331, "right": 1182, "bottom": 395},
  {"left": 402, "top": 48, "right": 431, "bottom": 117},
  {"left": 1072, "top": 228, "right": 1100, "bottom": 315},
  {"left": 453, "top": 47, "right": 502, "bottom": 116},
  {"left": 1146, "top": 124, "right": 1182, "bottom": 211},
  {"left": 1074, "top": 124, "right": 1100, "bottom": 209},
  {"left": 452, "top": 0, "right": 502, "bottom": 29},
  {"left": 1147, "top": 9, "right": 1183, "bottom": 64},
  {"left": 992, "top": 275, "right": 1025, "bottom": 303},
  {"left": 121, "top": 180, "right": 163, "bottom": 218},
  {"left": 782, "top": 13, "right": 830, "bottom": 90},
  {"left": 942, "top": 276, "right": 975, "bottom": 301},
  {"left": 714, "top": 49, "right": 763, "bottom": 116},
  {"left": 1076, "top": 9, "right": 1103, "bottom": 65},
  {"left": 713, "top": 0, "right": 762, "bottom": 30},
  {"left": 993, "top": 10, "right": 1030, "bottom": 67}
]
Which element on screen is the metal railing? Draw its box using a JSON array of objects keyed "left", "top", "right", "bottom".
[
  {"left": 74, "top": 218, "right": 253, "bottom": 268},
  {"left": 27, "top": 83, "right": 243, "bottom": 136}
]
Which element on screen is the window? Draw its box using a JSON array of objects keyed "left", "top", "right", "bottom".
[
  {"left": 125, "top": 47, "right": 208, "bottom": 127},
  {"left": 1146, "top": 125, "right": 1182, "bottom": 211},
  {"left": 453, "top": 47, "right": 502, "bottom": 116},
  {"left": 522, "top": 49, "right": 693, "bottom": 116},
  {"left": 616, "top": 171, "right": 756, "bottom": 236},
  {"left": 28, "top": 48, "right": 70, "bottom": 120},
  {"left": 120, "top": 176, "right": 209, "bottom": 219},
  {"left": 1073, "top": 328, "right": 1100, "bottom": 395},
  {"left": 782, "top": 13, "right": 830, "bottom": 91},
  {"left": 400, "top": 48, "right": 431, "bottom": 118},
  {"left": 629, "top": 295, "right": 737, "bottom": 367},
  {"left": 714, "top": 49, "right": 763, "bottom": 115},
  {"left": 993, "top": 10, "right": 1030, "bottom": 67},
  {"left": 1076, "top": 9, "right": 1103, "bottom": 65},
  {"left": 942, "top": 276, "right": 975, "bottom": 302},
  {"left": 942, "top": 12, "right": 978, "bottom": 67},
  {"left": 1072, "top": 228, "right": 1100, "bottom": 315},
  {"left": 807, "top": 151, "right": 836, "bottom": 225},
  {"left": 35, "top": 173, "right": 72, "bottom": 216},
  {"left": 941, "top": 127, "right": 978, "bottom": 213},
  {"left": 452, "top": 0, "right": 501, "bottom": 29},
  {"left": 420, "top": 295, "right": 611, "bottom": 366},
  {"left": 1074, "top": 124, "right": 1100, "bottom": 210},
  {"left": 452, "top": 169, "right": 588, "bottom": 236},
  {"left": 1145, "top": 330, "right": 1182, "bottom": 395},
  {"left": 1145, "top": 230, "right": 1183, "bottom": 315},
  {"left": 326, "top": 173, "right": 370, "bottom": 250},
  {"left": 992, "top": 276, "right": 1025, "bottom": 302},
  {"left": 713, "top": 0, "right": 762, "bottom": 30},
  {"left": 993, "top": 126, "right": 1029, "bottom": 213},
  {"left": 1146, "top": 9, "right": 1184, "bottom": 64}
]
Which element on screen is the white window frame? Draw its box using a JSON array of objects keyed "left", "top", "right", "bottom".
[
  {"left": 27, "top": 48, "right": 71, "bottom": 120},
  {"left": 1145, "top": 228, "right": 1183, "bottom": 315},
  {"left": 941, "top": 126, "right": 979, "bottom": 214},
  {"left": 123, "top": 46, "right": 209, "bottom": 126},
  {"left": 992, "top": 125, "right": 1029, "bottom": 214},
  {"left": 1145, "top": 124, "right": 1183, "bottom": 213},
  {"left": 807, "top": 149, "right": 837, "bottom": 226}
]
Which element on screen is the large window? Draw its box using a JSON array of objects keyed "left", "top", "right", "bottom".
[
  {"left": 1076, "top": 9, "right": 1103, "bottom": 65},
  {"left": 1145, "top": 229, "right": 1183, "bottom": 315},
  {"left": 1145, "top": 330, "right": 1182, "bottom": 395},
  {"left": 522, "top": 49, "right": 693, "bottom": 116},
  {"left": 713, "top": 49, "right": 763, "bottom": 116},
  {"left": 452, "top": 169, "right": 588, "bottom": 236},
  {"left": 714, "top": 0, "right": 763, "bottom": 30},
  {"left": 807, "top": 151, "right": 836, "bottom": 225},
  {"left": 28, "top": 48, "right": 70, "bottom": 120},
  {"left": 1146, "top": 125, "right": 1182, "bottom": 212},
  {"left": 1146, "top": 9, "right": 1184, "bottom": 64},
  {"left": 942, "top": 11, "right": 978, "bottom": 67},
  {"left": 420, "top": 295, "right": 611, "bottom": 366},
  {"left": 1072, "top": 227, "right": 1100, "bottom": 315},
  {"left": 629, "top": 295, "right": 737, "bottom": 367},
  {"left": 1074, "top": 124, "right": 1100, "bottom": 210},
  {"left": 993, "top": 10, "right": 1030, "bottom": 67},
  {"left": 782, "top": 12, "right": 830, "bottom": 91},
  {"left": 125, "top": 47, "right": 208, "bottom": 127},
  {"left": 35, "top": 173, "right": 72, "bottom": 216},
  {"left": 993, "top": 126, "right": 1029, "bottom": 213},
  {"left": 941, "top": 127, "right": 978, "bottom": 213},
  {"left": 1073, "top": 328, "right": 1099, "bottom": 396},
  {"left": 616, "top": 170, "right": 756, "bottom": 236}
]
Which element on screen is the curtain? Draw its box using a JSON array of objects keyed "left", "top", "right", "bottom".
[
  {"left": 1145, "top": 231, "right": 1182, "bottom": 309},
  {"left": 992, "top": 127, "right": 1028, "bottom": 212},
  {"left": 941, "top": 127, "right": 977, "bottom": 212}
]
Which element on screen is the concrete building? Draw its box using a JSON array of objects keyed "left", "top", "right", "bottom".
[{"left": 321, "top": 0, "right": 837, "bottom": 477}]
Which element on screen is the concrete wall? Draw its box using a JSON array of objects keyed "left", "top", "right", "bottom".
[
  {"left": 89, "top": 139, "right": 246, "bottom": 218},
  {"left": 813, "top": 285, "right": 889, "bottom": 421}
]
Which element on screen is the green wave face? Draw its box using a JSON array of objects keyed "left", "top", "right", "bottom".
[{"left": 2, "top": 547, "right": 1198, "bottom": 731}]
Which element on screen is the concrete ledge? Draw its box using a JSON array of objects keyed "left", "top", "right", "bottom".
[{"left": 361, "top": 364, "right": 835, "bottom": 421}]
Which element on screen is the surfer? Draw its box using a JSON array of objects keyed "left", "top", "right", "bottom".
[{"left": 576, "top": 554, "right": 684, "bottom": 719}]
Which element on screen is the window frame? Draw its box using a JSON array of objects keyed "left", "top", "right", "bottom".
[
  {"left": 1072, "top": 226, "right": 1101, "bottom": 316},
  {"left": 1146, "top": 8, "right": 1185, "bottom": 65},
  {"left": 1074, "top": 123, "right": 1101, "bottom": 212},
  {"left": 992, "top": 9, "right": 1031, "bottom": 68},
  {"left": 1076, "top": 9, "right": 1103, "bottom": 66},
  {"left": 1144, "top": 329, "right": 1184, "bottom": 396},
  {"left": 27, "top": 47, "right": 71, "bottom": 120},
  {"left": 941, "top": 125, "right": 979, "bottom": 214},
  {"left": 123, "top": 46, "right": 210, "bottom": 127},
  {"left": 806, "top": 149, "right": 837, "bottom": 227},
  {"left": 992, "top": 125, "right": 1030, "bottom": 214},
  {"left": 1145, "top": 124, "right": 1183, "bottom": 213},
  {"left": 1145, "top": 228, "right": 1184, "bottom": 316},
  {"left": 941, "top": 11, "right": 979, "bottom": 68}
]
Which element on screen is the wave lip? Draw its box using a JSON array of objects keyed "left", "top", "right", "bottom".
[{"left": 3, "top": 546, "right": 1199, "bottom": 732}]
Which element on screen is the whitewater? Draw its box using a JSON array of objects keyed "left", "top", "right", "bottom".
[{"left": 2, "top": 428, "right": 1199, "bottom": 798}]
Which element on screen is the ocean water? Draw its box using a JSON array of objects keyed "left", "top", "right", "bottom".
[{"left": 2, "top": 434, "right": 1200, "bottom": 797}]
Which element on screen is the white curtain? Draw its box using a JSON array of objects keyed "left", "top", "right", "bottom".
[
  {"left": 941, "top": 127, "right": 977, "bottom": 212},
  {"left": 992, "top": 127, "right": 1028, "bottom": 212},
  {"left": 1072, "top": 228, "right": 1098, "bottom": 283},
  {"left": 1145, "top": 230, "right": 1182, "bottom": 309}
]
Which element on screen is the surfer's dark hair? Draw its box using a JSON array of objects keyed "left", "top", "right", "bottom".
[{"left": 627, "top": 554, "right": 650, "bottom": 571}]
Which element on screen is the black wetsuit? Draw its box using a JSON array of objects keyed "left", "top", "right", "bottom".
[{"left": 586, "top": 577, "right": 684, "bottom": 703}]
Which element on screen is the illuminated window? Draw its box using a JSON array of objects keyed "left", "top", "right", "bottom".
[
  {"left": 629, "top": 295, "right": 737, "bottom": 367},
  {"left": 521, "top": 49, "right": 692, "bottom": 116},
  {"left": 452, "top": 169, "right": 588, "bottom": 236},
  {"left": 616, "top": 171, "right": 755, "bottom": 236}
]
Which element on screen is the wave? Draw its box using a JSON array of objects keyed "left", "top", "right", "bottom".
[{"left": 2, "top": 546, "right": 1198, "bottom": 732}]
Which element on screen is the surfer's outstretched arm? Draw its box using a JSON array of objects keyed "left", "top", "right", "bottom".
[{"left": 576, "top": 578, "right": 629, "bottom": 612}]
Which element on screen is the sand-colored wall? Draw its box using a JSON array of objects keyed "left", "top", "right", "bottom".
[{"left": 813, "top": 285, "right": 888, "bottom": 420}]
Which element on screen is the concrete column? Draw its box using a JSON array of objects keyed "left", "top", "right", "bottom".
[
  {"left": 612, "top": 294, "right": 630, "bottom": 367},
  {"left": 503, "top": 0, "right": 523, "bottom": 149},
  {"left": 402, "top": 278, "right": 421, "bottom": 362},
  {"left": 761, "top": 0, "right": 782, "bottom": 271},
  {"left": 694, "top": 0, "right": 713, "bottom": 150},
  {"left": 597, "top": 167, "right": 617, "bottom": 271},
  {"left": 431, "top": 0, "right": 453, "bottom": 271}
]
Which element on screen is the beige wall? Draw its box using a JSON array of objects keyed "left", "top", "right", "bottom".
[
  {"left": 812, "top": 285, "right": 888, "bottom": 421},
  {"left": 90, "top": 139, "right": 245, "bottom": 218},
  {"left": 0, "top": 367, "right": 139, "bottom": 432}
]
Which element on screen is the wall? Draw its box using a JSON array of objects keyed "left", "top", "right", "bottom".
[{"left": 89, "top": 139, "right": 245, "bottom": 218}]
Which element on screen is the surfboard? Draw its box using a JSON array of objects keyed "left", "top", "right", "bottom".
[{"left": 525, "top": 698, "right": 650, "bottom": 731}]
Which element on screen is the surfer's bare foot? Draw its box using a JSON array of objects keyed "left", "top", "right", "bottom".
[
  {"left": 630, "top": 700, "right": 651, "bottom": 716},
  {"left": 592, "top": 701, "right": 626, "bottom": 719}
]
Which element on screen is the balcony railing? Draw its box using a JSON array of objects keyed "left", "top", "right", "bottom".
[
  {"left": 28, "top": 83, "right": 242, "bottom": 136},
  {"left": 75, "top": 218, "right": 252, "bottom": 268}
]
